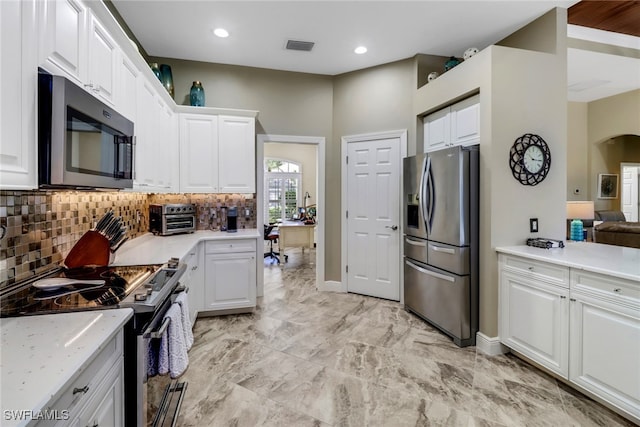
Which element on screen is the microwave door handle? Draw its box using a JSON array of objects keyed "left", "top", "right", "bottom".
[{"left": 113, "top": 135, "right": 122, "bottom": 179}]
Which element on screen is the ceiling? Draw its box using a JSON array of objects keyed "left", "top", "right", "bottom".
[{"left": 112, "top": 0, "right": 639, "bottom": 102}]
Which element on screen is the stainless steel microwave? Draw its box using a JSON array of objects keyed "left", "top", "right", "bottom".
[{"left": 38, "top": 70, "right": 134, "bottom": 189}]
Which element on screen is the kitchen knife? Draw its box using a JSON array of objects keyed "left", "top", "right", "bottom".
[{"left": 95, "top": 211, "right": 114, "bottom": 232}]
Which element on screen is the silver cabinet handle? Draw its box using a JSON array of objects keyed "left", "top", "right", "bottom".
[
  {"left": 430, "top": 245, "right": 455, "bottom": 254},
  {"left": 405, "top": 238, "right": 426, "bottom": 247},
  {"left": 385, "top": 225, "right": 398, "bottom": 230},
  {"left": 405, "top": 260, "right": 455, "bottom": 282}
]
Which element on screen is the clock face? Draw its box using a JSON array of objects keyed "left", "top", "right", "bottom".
[
  {"left": 523, "top": 145, "right": 544, "bottom": 174},
  {"left": 508, "top": 134, "right": 551, "bottom": 186}
]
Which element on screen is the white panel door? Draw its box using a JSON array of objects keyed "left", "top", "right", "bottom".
[
  {"left": 622, "top": 166, "right": 639, "bottom": 221},
  {"left": 218, "top": 115, "right": 255, "bottom": 193},
  {"left": 179, "top": 114, "right": 219, "bottom": 193},
  {"left": 346, "top": 138, "right": 400, "bottom": 301}
]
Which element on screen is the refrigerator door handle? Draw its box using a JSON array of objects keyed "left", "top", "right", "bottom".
[
  {"left": 418, "top": 155, "right": 427, "bottom": 233},
  {"left": 405, "top": 260, "right": 455, "bottom": 283},
  {"left": 430, "top": 244, "right": 456, "bottom": 254},
  {"left": 405, "top": 237, "right": 427, "bottom": 247},
  {"left": 423, "top": 157, "right": 432, "bottom": 234}
]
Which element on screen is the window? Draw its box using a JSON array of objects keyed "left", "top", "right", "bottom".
[{"left": 264, "top": 159, "right": 302, "bottom": 223}]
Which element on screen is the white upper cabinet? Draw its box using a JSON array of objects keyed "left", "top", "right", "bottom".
[
  {"left": 116, "top": 53, "right": 138, "bottom": 122},
  {"left": 218, "top": 115, "right": 256, "bottom": 193},
  {"left": 86, "top": 12, "right": 118, "bottom": 105},
  {"left": 0, "top": 0, "right": 38, "bottom": 189},
  {"left": 180, "top": 114, "right": 219, "bottom": 193},
  {"left": 424, "top": 94, "right": 480, "bottom": 152},
  {"left": 133, "top": 78, "right": 157, "bottom": 190},
  {"left": 39, "top": 0, "right": 87, "bottom": 85}
]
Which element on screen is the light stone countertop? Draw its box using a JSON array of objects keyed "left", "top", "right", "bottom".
[
  {"left": 112, "top": 229, "right": 260, "bottom": 266},
  {"left": 0, "top": 309, "right": 133, "bottom": 427},
  {"left": 496, "top": 242, "right": 640, "bottom": 282}
]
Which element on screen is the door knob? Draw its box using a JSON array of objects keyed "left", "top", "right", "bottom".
[{"left": 385, "top": 225, "right": 398, "bottom": 230}]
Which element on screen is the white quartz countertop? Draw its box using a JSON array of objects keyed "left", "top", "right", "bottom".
[
  {"left": 496, "top": 242, "right": 640, "bottom": 282},
  {"left": 0, "top": 309, "right": 133, "bottom": 427},
  {"left": 112, "top": 229, "right": 260, "bottom": 266}
]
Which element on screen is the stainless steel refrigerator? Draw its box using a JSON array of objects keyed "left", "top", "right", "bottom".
[{"left": 403, "top": 145, "right": 479, "bottom": 347}]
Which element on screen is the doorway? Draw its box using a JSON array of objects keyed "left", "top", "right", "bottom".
[
  {"left": 256, "top": 134, "right": 325, "bottom": 297},
  {"left": 341, "top": 130, "right": 407, "bottom": 302},
  {"left": 621, "top": 162, "right": 640, "bottom": 221}
]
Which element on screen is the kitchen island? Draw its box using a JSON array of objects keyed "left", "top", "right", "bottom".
[
  {"left": 496, "top": 242, "right": 640, "bottom": 424},
  {"left": 0, "top": 309, "right": 133, "bottom": 427}
]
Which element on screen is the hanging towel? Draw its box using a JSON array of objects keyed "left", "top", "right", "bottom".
[
  {"left": 146, "top": 337, "right": 161, "bottom": 377},
  {"left": 175, "top": 292, "right": 194, "bottom": 350},
  {"left": 158, "top": 303, "right": 189, "bottom": 378}
]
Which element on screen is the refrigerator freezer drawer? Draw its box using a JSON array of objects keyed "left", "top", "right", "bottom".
[
  {"left": 404, "top": 258, "right": 471, "bottom": 343},
  {"left": 404, "top": 236, "right": 428, "bottom": 264},
  {"left": 427, "top": 242, "right": 470, "bottom": 275}
]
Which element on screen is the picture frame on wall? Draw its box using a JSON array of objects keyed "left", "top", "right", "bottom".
[{"left": 597, "top": 173, "right": 619, "bottom": 199}]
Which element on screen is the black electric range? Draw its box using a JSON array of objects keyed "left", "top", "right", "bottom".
[{"left": 0, "top": 263, "right": 186, "bottom": 318}]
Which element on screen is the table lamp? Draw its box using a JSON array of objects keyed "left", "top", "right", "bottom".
[{"left": 566, "top": 201, "right": 594, "bottom": 241}]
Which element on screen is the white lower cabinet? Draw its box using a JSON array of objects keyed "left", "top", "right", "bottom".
[
  {"left": 69, "top": 361, "right": 123, "bottom": 427},
  {"left": 182, "top": 244, "right": 204, "bottom": 327},
  {"left": 204, "top": 240, "right": 257, "bottom": 312},
  {"left": 499, "top": 254, "right": 640, "bottom": 423},
  {"left": 500, "top": 270, "right": 569, "bottom": 377}
]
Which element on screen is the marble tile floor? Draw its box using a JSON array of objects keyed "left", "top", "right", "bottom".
[{"left": 176, "top": 248, "right": 636, "bottom": 427}]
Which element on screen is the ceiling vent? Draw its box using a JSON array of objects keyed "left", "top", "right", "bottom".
[{"left": 286, "top": 40, "right": 315, "bottom": 52}]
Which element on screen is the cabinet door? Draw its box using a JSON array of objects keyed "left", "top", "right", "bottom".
[
  {"left": 423, "top": 108, "right": 450, "bottom": 152},
  {"left": 133, "top": 78, "right": 157, "bottom": 190},
  {"left": 218, "top": 116, "right": 256, "bottom": 193},
  {"left": 205, "top": 252, "right": 256, "bottom": 311},
  {"left": 500, "top": 271, "right": 569, "bottom": 377},
  {"left": 450, "top": 95, "right": 480, "bottom": 146},
  {"left": 183, "top": 245, "right": 203, "bottom": 326},
  {"left": 0, "top": 0, "right": 38, "bottom": 189},
  {"left": 70, "top": 361, "right": 124, "bottom": 427},
  {"left": 87, "top": 12, "right": 117, "bottom": 105},
  {"left": 179, "top": 114, "right": 219, "bottom": 193},
  {"left": 39, "top": 0, "right": 87, "bottom": 85},
  {"left": 116, "top": 53, "right": 138, "bottom": 122},
  {"left": 160, "top": 102, "right": 180, "bottom": 192},
  {"left": 569, "top": 293, "right": 640, "bottom": 420}
]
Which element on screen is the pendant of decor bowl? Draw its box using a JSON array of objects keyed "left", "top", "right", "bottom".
[
  {"left": 444, "top": 56, "right": 462, "bottom": 71},
  {"left": 159, "top": 64, "right": 175, "bottom": 99},
  {"left": 149, "top": 62, "right": 162, "bottom": 82},
  {"left": 427, "top": 72, "right": 439, "bottom": 82},
  {"left": 463, "top": 47, "right": 479, "bottom": 60},
  {"left": 190, "top": 81, "right": 205, "bottom": 107}
]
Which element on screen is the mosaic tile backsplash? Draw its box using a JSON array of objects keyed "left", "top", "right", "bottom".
[{"left": 0, "top": 191, "right": 256, "bottom": 289}]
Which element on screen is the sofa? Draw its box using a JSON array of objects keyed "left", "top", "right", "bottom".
[{"left": 593, "top": 210, "right": 640, "bottom": 249}]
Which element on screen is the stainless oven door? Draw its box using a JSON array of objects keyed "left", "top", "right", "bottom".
[{"left": 138, "top": 297, "right": 189, "bottom": 427}]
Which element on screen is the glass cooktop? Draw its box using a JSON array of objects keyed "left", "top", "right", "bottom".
[{"left": 0, "top": 265, "right": 162, "bottom": 317}]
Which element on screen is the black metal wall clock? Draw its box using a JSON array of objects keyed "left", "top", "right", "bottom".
[{"left": 509, "top": 133, "right": 551, "bottom": 186}]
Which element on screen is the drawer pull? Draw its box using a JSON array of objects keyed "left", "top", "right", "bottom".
[
  {"left": 73, "top": 385, "right": 89, "bottom": 395},
  {"left": 405, "top": 238, "right": 427, "bottom": 247},
  {"left": 613, "top": 288, "right": 622, "bottom": 293},
  {"left": 430, "top": 245, "right": 455, "bottom": 254}
]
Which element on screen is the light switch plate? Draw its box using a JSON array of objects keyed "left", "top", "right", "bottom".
[{"left": 530, "top": 218, "right": 539, "bottom": 233}]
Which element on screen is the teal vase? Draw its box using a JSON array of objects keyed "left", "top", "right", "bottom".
[
  {"left": 190, "top": 81, "right": 205, "bottom": 107},
  {"left": 149, "top": 63, "right": 162, "bottom": 82},
  {"left": 570, "top": 219, "right": 584, "bottom": 241},
  {"left": 159, "top": 64, "right": 174, "bottom": 99},
  {"left": 444, "top": 56, "right": 461, "bottom": 71}
]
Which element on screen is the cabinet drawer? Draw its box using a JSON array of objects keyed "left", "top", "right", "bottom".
[
  {"left": 42, "top": 331, "right": 123, "bottom": 425},
  {"left": 501, "top": 255, "right": 569, "bottom": 287},
  {"left": 571, "top": 270, "right": 640, "bottom": 305},
  {"left": 206, "top": 239, "right": 256, "bottom": 254}
]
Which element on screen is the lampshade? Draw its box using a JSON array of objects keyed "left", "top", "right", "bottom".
[{"left": 566, "top": 201, "right": 595, "bottom": 220}]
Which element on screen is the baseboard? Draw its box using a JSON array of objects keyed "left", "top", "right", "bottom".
[
  {"left": 317, "top": 280, "right": 344, "bottom": 292},
  {"left": 476, "top": 332, "right": 509, "bottom": 356}
]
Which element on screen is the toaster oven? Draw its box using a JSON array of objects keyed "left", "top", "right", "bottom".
[{"left": 149, "top": 204, "right": 196, "bottom": 236}]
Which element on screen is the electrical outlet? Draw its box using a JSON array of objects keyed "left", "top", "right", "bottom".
[{"left": 530, "top": 218, "right": 539, "bottom": 233}]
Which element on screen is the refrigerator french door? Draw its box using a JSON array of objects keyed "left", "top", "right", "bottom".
[{"left": 402, "top": 145, "right": 479, "bottom": 347}]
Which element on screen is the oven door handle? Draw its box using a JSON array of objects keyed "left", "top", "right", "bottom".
[
  {"left": 145, "top": 316, "right": 170, "bottom": 339},
  {"left": 173, "top": 283, "right": 188, "bottom": 294}
]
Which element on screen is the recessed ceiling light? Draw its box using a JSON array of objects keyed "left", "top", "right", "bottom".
[
  {"left": 354, "top": 46, "right": 367, "bottom": 54},
  {"left": 214, "top": 28, "right": 229, "bottom": 38}
]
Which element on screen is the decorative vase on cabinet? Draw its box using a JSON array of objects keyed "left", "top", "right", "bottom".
[
  {"left": 190, "top": 81, "right": 205, "bottom": 107},
  {"left": 149, "top": 63, "right": 162, "bottom": 82},
  {"left": 159, "top": 64, "right": 174, "bottom": 98}
]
